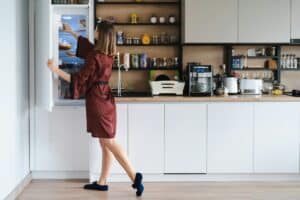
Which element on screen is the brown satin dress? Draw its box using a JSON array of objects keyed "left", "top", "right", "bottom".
[{"left": 70, "top": 36, "right": 116, "bottom": 138}]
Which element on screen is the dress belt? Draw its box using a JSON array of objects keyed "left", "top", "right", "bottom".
[{"left": 86, "top": 81, "right": 109, "bottom": 95}]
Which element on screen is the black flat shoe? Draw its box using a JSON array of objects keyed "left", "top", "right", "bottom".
[
  {"left": 132, "top": 172, "right": 144, "bottom": 196},
  {"left": 84, "top": 181, "right": 108, "bottom": 191}
]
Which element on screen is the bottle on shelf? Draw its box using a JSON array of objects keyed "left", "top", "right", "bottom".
[
  {"left": 286, "top": 54, "right": 291, "bottom": 69},
  {"left": 280, "top": 54, "right": 286, "bottom": 69},
  {"left": 294, "top": 56, "right": 298, "bottom": 69}
]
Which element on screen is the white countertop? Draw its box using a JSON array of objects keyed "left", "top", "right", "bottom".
[{"left": 115, "top": 95, "right": 300, "bottom": 103}]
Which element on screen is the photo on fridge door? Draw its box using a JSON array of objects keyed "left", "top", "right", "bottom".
[{"left": 58, "top": 15, "right": 87, "bottom": 99}]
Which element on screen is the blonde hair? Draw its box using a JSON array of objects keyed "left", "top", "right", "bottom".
[{"left": 94, "top": 21, "right": 116, "bottom": 56}]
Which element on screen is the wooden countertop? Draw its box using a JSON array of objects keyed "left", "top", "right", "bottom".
[{"left": 115, "top": 95, "right": 300, "bottom": 103}]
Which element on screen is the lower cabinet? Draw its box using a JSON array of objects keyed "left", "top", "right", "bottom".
[
  {"left": 128, "top": 104, "right": 164, "bottom": 173},
  {"left": 207, "top": 103, "right": 254, "bottom": 173},
  {"left": 165, "top": 103, "right": 207, "bottom": 173},
  {"left": 88, "top": 102, "right": 300, "bottom": 180},
  {"left": 89, "top": 104, "right": 128, "bottom": 175},
  {"left": 254, "top": 103, "right": 300, "bottom": 173}
]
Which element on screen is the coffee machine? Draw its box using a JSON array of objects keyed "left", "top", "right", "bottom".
[{"left": 186, "top": 63, "right": 213, "bottom": 96}]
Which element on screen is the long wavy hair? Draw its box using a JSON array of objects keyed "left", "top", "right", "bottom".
[{"left": 94, "top": 21, "right": 116, "bottom": 56}]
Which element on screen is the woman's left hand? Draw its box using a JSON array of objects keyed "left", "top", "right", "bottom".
[{"left": 47, "top": 59, "right": 57, "bottom": 73}]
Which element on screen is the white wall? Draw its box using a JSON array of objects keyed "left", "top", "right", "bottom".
[{"left": 0, "top": 0, "right": 30, "bottom": 199}]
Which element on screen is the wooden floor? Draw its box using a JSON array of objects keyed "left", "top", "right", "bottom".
[{"left": 17, "top": 180, "right": 300, "bottom": 200}]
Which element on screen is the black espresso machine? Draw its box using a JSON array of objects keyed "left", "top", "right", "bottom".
[{"left": 186, "top": 63, "right": 213, "bottom": 96}]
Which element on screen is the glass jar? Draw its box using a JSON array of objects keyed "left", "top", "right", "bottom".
[
  {"left": 160, "top": 32, "right": 168, "bottom": 44},
  {"left": 152, "top": 35, "right": 159, "bottom": 45},
  {"left": 169, "top": 35, "right": 177, "bottom": 44},
  {"left": 116, "top": 31, "right": 124, "bottom": 45},
  {"left": 132, "top": 37, "right": 141, "bottom": 45},
  {"left": 125, "top": 37, "right": 132, "bottom": 45}
]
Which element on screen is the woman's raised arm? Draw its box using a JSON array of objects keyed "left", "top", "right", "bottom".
[{"left": 47, "top": 59, "right": 71, "bottom": 82}]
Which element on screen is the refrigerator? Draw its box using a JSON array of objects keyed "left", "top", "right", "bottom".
[
  {"left": 56, "top": 14, "right": 88, "bottom": 99},
  {"left": 35, "top": 0, "right": 94, "bottom": 111}
]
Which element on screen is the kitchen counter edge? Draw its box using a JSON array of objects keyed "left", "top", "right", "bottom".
[
  {"left": 115, "top": 95, "right": 300, "bottom": 103},
  {"left": 54, "top": 95, "right": 300, "bottom": 106}
]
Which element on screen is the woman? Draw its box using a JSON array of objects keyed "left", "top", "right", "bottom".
[{"left": 47, "top": 21, "right": 144, "bottom": 197}]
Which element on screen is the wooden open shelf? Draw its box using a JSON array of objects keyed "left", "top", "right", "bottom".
[
  {"left": 281, "top": 68, "right": 300, "bottom": 71},
  {"left": 96, "top": 1, "right": 179, "bottom": 5},
  {"left": 231, "top": 68, "right": 277, "bottom": 71},
  {"left": 117, "top": 44, "right": 180, "bottom": 47},
  {"left": 112, "top": 67, "right": 179, "bottom": 70},
  {"left": 233, "top": 56, "right": 279, "bottom": 59},
  {"left": 113, "top": 22, "right": 179, "bottom": 26},
  {"left": 96, "top": 0, "right": 182, "bottom": 91}
]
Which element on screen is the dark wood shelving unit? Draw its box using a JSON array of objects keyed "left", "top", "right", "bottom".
[
  {"left": 280, "top": 68, "right": 300, "bottom": 71},
  {"left": 112, "top": 67, "right": 179, "bottom": 70},
  {"left": 224, "top": 44, "right": 282, "bottom": 82},
  {"left": 238, "top": 56, "right": 279, "bottom": 59},
  {"left": 113, "top": 22, "right": 179, "bottom": 26},
  {"left": 117, "top": 43, "right": 180, "bottom": 47},
  {"left": 231, "top": 68, "right": 276, "bottom": 71},
  {"left": 95, "top": 0, "right": 182, "bottom": 82},
  {"left": 96, "top": 1, "right": 179, "bottom": 5}
]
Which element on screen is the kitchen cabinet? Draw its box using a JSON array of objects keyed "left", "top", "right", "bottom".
[
  {"left": 128, "top": 104, "right": 164, "bottom": 173},
  {"left": 207, "top": 103, "right": 254, "bottom": 173},
  {"left": 238, "top": 0, "right": 290, "bottom": 43},
  {"left": 254, "top": 103, "right": 300, "bottom": 173},
  {"left": 35, "top": 107, "right": 89, "bottom": 171},
  {"left": 184, "top": 0, "right": 238, "bottom": 43},
  {"left": 291, "top": 0, "right": 300, "bottom": 40},
  {"left": 165, "top": 104, "right": 207, "bottom": 173},
  {"left": 89, "top": 104, "right": 128, "bottom": 175}
]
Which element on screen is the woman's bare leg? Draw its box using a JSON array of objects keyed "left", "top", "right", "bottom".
[
  {"left": 100, "top": 138, "right": 136, "bottom": 182},
  {"left": 98, "top": 139, "right": 113, "bottom": 185}
]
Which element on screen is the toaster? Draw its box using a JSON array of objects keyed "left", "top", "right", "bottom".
[{"left": 240, "top": 79, "right": 263, "bottom": 95}]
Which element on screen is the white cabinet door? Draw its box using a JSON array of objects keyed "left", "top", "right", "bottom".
[
  {"left": 207, "top": 103, "right": 254, "bottom": 173},
  {"left": 165, "top": 104, "right": 207, "bottom": 173},
  {"left": 238, "top": 0, "right": 290, "bottom": 43},
  {"left": 89, "top": 104, "right": 128, "bottom": 177},
  {"left": 35, "top": 0, "right": 53, "bottom": 111},
  {"left": 291, "top": 0, "right": 300, "bottom": 39},
  {"left": 184, "top": 0, "right": 238, "bottom": 43},
  {"left": 128, "top": 104, "right": 164, "bottom": 174},
  {"left": 34, "top": 107, "right": 89, "bottom": 171},
  {"left": 110, "top": 104, "right": 128, "bottom": 174},
  {"left": 254, "top": 103, "right": 300, "bottom": 173}
]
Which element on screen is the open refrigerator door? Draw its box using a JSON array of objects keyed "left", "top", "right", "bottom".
[{"left": 35, "top": 0, "right": 54, "bottom": 112}]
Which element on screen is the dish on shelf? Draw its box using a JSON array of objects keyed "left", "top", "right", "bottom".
[{"left": 59, "top": 42, "right": 72, "bottom": 50}]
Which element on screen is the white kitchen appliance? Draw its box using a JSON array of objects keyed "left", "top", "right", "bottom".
[
  {"left": 224, "top": 77, "right": 238, "bottom": 94},
  {"left": 149, "top": 81, "right": 185, "bottom": 96},
  {"left": 240, "top": 79, "right": 263, "bottom": 95}
]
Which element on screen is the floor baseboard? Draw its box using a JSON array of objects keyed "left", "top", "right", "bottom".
[
  {"left": 32, "top": 171, "right": 300, "bottom": 182},
  {"left": 31, "top": 171, "right": 89, "bottom": 180},
  {"left": 5, "top": 173, "right": 32, "bottom": 200}
]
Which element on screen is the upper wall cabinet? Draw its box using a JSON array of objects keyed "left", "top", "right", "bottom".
[
  {"left": 238, "top": 0, "right": 290, "bottom": 43},
  {"left": 291, "top": 0, "right": 300, "bottom": 40},
  {"left": 183, "top": 0, "right": 238, "bottom": 43}
]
